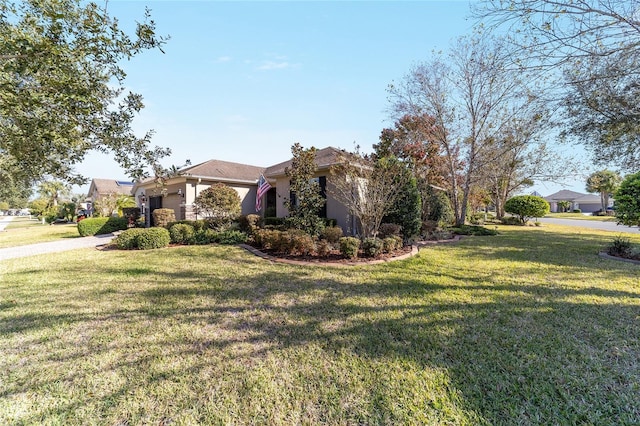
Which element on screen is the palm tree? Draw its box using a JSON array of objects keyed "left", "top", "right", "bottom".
[
  {"left": 38, "top": 181, "right": 70, "bottom": 208},
  {"left": 586, "top": 170, "right": 622, "bottom": 212}
]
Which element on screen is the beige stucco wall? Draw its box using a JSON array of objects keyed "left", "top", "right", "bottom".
[{"left": 272, "top": 172, "right": 355, "bottom": 235}]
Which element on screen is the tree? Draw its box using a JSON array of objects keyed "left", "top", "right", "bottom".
[
  {"left": 374, "top": 114, "right": 448, "bottom": 223},
  {"left": 504, "top": 195, "right": 550, "bottom": 224},
  {"left": 557, "top": 200, "right": 571, "bottom": 213},
  {"left": 382, "top": 161, "right": 422, "bottom": 241},
  {"left": 585, "top": 170, "right": 622, "bottom": 212},
  {"left": 193, "top": 183, "right": 241, "bottom": 228},
  {"left": 0, "top": 0, "right": 170, "bottom": 186},
  {"left": 284, "top": 143, "right": 326, "bottom": 236},
  {"left": 475, "top": 0, "right": 640, "bottom": 170},
  {"left": 614, "top": 172, "right": 640, "bottom": 227},
  {"left": 331, "top": 150, "right": 408, "bottom": 238},
  {"left": 389, "top": 34, "right": 540, "bottom": 226},
  {"left": 38, "top": 181, "right": 70, "bottom": 208}
]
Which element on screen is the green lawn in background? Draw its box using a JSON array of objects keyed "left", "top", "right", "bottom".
[
  {"left": 544, "top": 212, "right": 617, "bottom": 221},
  {"left": 0, "top": 224, "right": 638, "bottom": 425},
  {"left": 0, "top": 222, "right": 79, "bottom": 248}
]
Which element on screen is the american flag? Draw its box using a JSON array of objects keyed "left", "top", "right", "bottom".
[{"left": 255, "top": 174, "right": 271, "bottom": 212}]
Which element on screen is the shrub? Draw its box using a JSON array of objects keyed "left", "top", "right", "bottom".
[
  {"left": 451, "top": 225, "right": 499, "bottom": 236},
  {"left": 324, "top": 218, "right": 338, "bottom": 227},
  {"left": 254, "top": 229, "right": 283, "bottom": 250},
  {"left": 238, "top": 214, "right": 262, "bottom": 235},
  {"left": 152, "top": 208, "right": 176, "bottom": 228},
  {"left": 607, "top": 236, "right": 634, "bottom": 258},
  {"left": 213, "top": 230, "right": 248, "bottom": 245},
  {"left": 136, "top": 227, "right": 171, "bottom": 250},
  {"left": 504, "top": 195, "right": 550, "bottom": 224},
  {"left": 285, "top": 230, "right": 316, "bottom": 256},
  {"left": 321, "top": 226, "right": 343, "bottom": 243},
  {"left": 264, "top": 217, "right": 286, "bottom": 227},
  {"left": 169, "top": 223, "right": 195, "bottom": 244},
  {"left": 500, "top": 216, "right": 522, "bottom": 226},
  {"left": 122, "top": 207, "right": 141, "bottom": 227},
  {"left": 113, "top": 228, "right": 146, "bottom": 249},
  {"left": 572, "top": 209, "right": 582, "bottom": 213},
  {"left": 362, "top": 237, "right": 383, "bottom": 257},
  {"left": 378, "top": 223, "right": 402, "bottom": 239},
  {"left": 168, "top": 219, "right": 208, "bottom": 232},
  {"left": 339, "top": 237, "right": 360, "bottom": 259},
  {"left": 383, "top": 236, "right": 403, "bottom": 253},
  {"left": 189, "top": 229, "right": 218, "bottom": 245},
  {"left": 316, "top": 239, "right": 333, "bottom": 257},
  {"left": 614, "top": 171, "right": 640, "bottom": 227},
  {"left": 77, "top": 217, "right": 128, "bottom": 236}
]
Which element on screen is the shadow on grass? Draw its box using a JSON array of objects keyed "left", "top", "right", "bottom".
[{"left": 2, "top": 234, "right": 639, "bottom": 424}]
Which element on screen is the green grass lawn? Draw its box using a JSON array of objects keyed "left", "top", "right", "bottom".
[
  {"left": 545, "top": 212, "right": 617, "bottom": 221},
  {"left": 0, "top": 222, "right": 79, "bottom": 248},
  {"left": 1, "top": 225, "right": 638, "bottom": 425}
]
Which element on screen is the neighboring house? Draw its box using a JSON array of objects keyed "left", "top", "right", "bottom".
[
  {"left": 544, "top": 189, "right": 611, "bottom": 213},
  {"left": 131, "top": 159, "right": 266, "bottom": 225},
  {"left": 131, "top": 146, "right": 357, "bottom": 233},
  {"left": 87, "top": 178, "right": 134, "bottom": 216}
]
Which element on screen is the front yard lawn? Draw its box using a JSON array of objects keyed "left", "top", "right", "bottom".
[
  {"left": 0, "top": 225, "right": 638, "bottom": 424},
  {"left": 0, "top": 222, "right": 79, "bottom": 248}
]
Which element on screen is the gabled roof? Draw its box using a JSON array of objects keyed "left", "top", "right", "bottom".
[
  {"left": 181, "top": 159, "right": 265, "bottom": 183},
  {"left": 544, "top": 189, "right": 602, "bottom": 203},
  {"left": 544, "top": 189, "right": 587, "bottom": 201},
  {"left": 264, "top": 146, "right": 347, "bottom": 178},
  {"left": 89, "top": 178, "right": 134, "bottom": 196}
]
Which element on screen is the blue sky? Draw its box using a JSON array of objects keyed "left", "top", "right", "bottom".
[{"left": 75, "top": 0, "right": 588, "bottom": 195}]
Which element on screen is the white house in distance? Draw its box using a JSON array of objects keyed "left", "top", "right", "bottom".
[{"left": 544, "top": 189, "right": 612, "bottom": 213}]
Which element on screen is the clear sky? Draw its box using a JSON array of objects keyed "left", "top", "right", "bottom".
[{"left": 74, "top": 0, "right": 589, "bottom": 196}]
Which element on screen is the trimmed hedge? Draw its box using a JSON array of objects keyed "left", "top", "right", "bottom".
[
  {"left": 362, "top": 237, "right": 383, "bottom": 257},
  {"left": 137, "top": 227, "right": 171, "bottom": 250},
  {"left": 77, "top": 217, "right": 128, "bottom": 236},
  {"left": 169, "top": 223, "right": 195, "bottom": 244},
  {"left": 113, "top": 227, "right": 170, "bottom": 250},
  {"left": 153, "top": 208, "right": 176, "bottom": 228}
]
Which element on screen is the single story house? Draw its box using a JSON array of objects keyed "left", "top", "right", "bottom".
[
  {"left": 131, "top": 146, "right": 357, "bottom": 233},
  {"left": 544, "top": 189, "right": 611, "bottom": 213}
]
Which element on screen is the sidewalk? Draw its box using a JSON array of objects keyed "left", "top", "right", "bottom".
[
  {"left": 0, "top": 215, "right": 14, "bottom": 231},
  {"left": 0, "top": 233, "right": 116, "bottom": 261}
]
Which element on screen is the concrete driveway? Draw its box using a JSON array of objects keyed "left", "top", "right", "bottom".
[{"left": 537, "top": 217, "right": 640, "bottom": 234}]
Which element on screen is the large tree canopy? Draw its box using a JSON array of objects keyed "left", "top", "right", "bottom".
[
  {"left": 0, "top": 0, "right": 169, "bottom": 186},
  {"left": 475, "top": 0, "right": 640, "bottom": 170}
]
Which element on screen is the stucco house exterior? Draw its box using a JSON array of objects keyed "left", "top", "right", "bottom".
[
  {"left": 131, "top": 146, "right": 357, "bottom": 233},
  {"left": 131, "top": 159, "right": 265, "bottom": 226},
  {"left": 544, "top": 189, "right": 611, "bottom": 213},
  {"left": 87, "top": 178, "right": 134, "bottom": 216}
]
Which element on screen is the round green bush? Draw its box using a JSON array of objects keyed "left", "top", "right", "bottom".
[
  {"left": 504, "top": 195, "right": 550, "bottom": 224},
  {"left": 169, "top": 223, "right": 195, "bottom": 244},
  {"left": 136, "top": 227, "right": 171, "bottom": 250},
  {"left": 339, "top": 237, "right": 360, "bottom": 259},
  {"left": 362, "top": 237, "right": 383, "bottom": 257},
  {"left": 321, "top": 226, "right": 343, "bottom": 244},
  {"left": 114, "top": 228, "right": 146, "bottom": 250}
]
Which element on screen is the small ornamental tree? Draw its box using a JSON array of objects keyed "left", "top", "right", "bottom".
[
  {"left": 504, "top": 195, "right": 550, "bottom": 224},
  {"left": 284, "top": 143, "right": 326, "bottom": 236},
  {"left": 614, "top": 172, "right": 640, "bottom": 227},
  {"left": 194, "top": 183, "right": 241, "bottom": 229}
]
